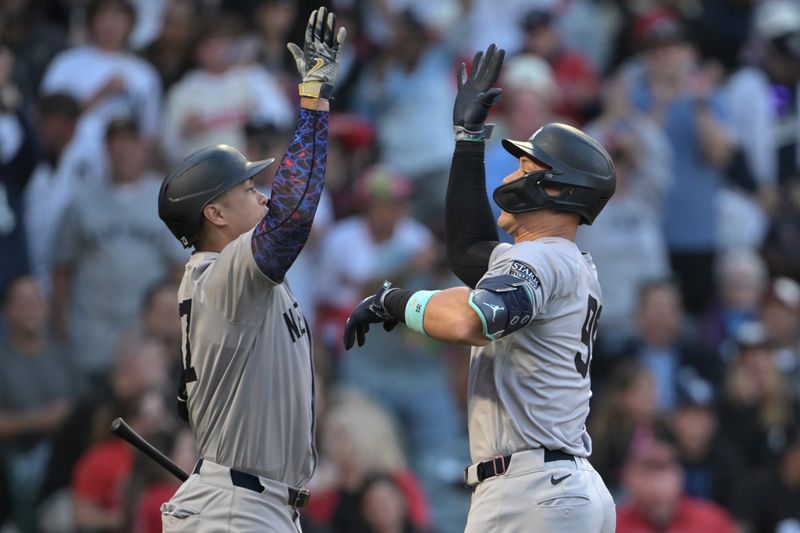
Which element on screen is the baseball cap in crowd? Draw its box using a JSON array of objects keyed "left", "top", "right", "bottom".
[
  {"left": 755, "top": 0, "right": 800, "bottom": 60},
  {"left": 520, "top": 8, "right": 554, "bottom": 31},
  {"left": 502, "top": 54, "right": 557, "bottom": 100},
  {"left": 633, "top": 10, "right": 687, "bottom": 50},
  {"left": 355, "top": 164, "right": 412, "bottom": 204}
]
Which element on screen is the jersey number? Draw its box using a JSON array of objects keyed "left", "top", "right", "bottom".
[
  {"left": 179, "top": 299, "right": 197, "bottom": 383},
  {"left": 574, "top": 295, "right": 601, "bottom": 378}
]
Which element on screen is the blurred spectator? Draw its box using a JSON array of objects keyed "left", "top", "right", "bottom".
[
  {"left": 318, "top": 164, "right": 435, "bottom": 356},
  {"left": 323, "top": 114, "right": 377, "bottom": 219},
  {"left": 117, "top": 279, "right": 182, "bottom": 380},
  {"left": 51, "top": 117, "right": 185, "bottom": 379},
  {"left": 462, "top": 0, "right": 542, "bottom": 54},
  {"left": 142, "top": 0, "right": 199, "bottom": 90},
  {"left": 612, "top": 280, "right": 720, "bottom": 413},
  {"left": 40, "top": 0, "right": 162, "bottom": 145},
  {"left": 162, "top": 16, "right": 292, "bottom": 164},
  {"left": 579, "top": 74, "right": 673, "bottom": 343},
  {"left": 518, "top": 7, "right": 600, "bottom": 124},
  {"left": 317, "top": 167, "right": 466, "bottom": 529},
  {"left": 701, "top": 249, "right": 768, "bottom": 353},
  {"left": 484, "top": 53, "right": 559, "bottom": 242},
  {"left": 763, "top": 277, "right": 800, "bottom": 402},
  {"left": 750, "top": 0, "right": 800, "bottom": 185},
  {"left": 763, "top": 177, "right": 800, "bottom": 280},
  {"left": 616, "top": 436, "right": 738, "bottom": 532},
  {"left": 350, "top": 473, "right": 431, "bottom": 533},
  {"left": 24, "top": 93, "right": 103, "bottom": 295},
  {"left": 0, "top": 275, "right": 78, "bottom": 532},
  {"left": 684, "top": 0, "right": 755, "bottom": 74},
  {"left": 0, "top": 0, "right": 68, "bottom": 94},
  {"left": 717, "top": 0, "right": 800, "bottom": 251},
  {"left": 248, "top": 0, "right": 300, "bottom": 86},
  {"left": 731, "top": 425, "right": 800, "bottom": 533},
  {"left": 624, "top": 12, "right": 735, "bottom": 315},
  {"left": 38, "top": 336, "right": 172, "bottom": 523},
  {"left": 123, "top": 426, "right": 195, "bottom": 533},
  {"left": 71, "top": 389, "right": 169, "bottom": 533},
  {"left": 668, "top": 373, "right": 743, "bottom": 508},
  {"left": 589, "top": 363, "right": 659, "bottom": 495},
  {"left": 307, "top": 389, "right": 431, "bottom": 532},
  {"left": 0, "top": 47, "right": 37, "bottom": 299},
  {"left": 719, "top": 321, "right": 797, "bottom": 469},
  {"left": 354, "top": 10, "right": 456, "bottom": 224}
]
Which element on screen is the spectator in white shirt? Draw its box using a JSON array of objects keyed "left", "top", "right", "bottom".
[
  {"left": 40, "top": 0, "right": 162, "bottom": 145},
  {"left": 163, "top": 17, "right": 293, "bottom": 164}
]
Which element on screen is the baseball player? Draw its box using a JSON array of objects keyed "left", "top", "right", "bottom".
[
  {"left": 156, "top": 8, "right": 345, "bottom": 532},
  {"left": 343, "top": 44, "right": 617, "bottom": 532}
]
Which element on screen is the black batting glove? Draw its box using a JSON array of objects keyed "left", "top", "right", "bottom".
[
  {"left": 287, "top": 6, "right": 347, "bottom": 99},
  {"left": 453, "top": 43, "right": 505, "bottom": 140},
  {"left": 343, "top": 281, "right": 399, "bottom": 350}
]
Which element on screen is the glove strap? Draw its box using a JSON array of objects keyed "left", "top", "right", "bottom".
[
  {"left": 298, "top": 81, "right": 334, "bottom": 99},
  {"left": 454, "top": 124, "right": 494, "bottom": 142}
]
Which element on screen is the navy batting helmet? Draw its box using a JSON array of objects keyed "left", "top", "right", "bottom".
[
  {"left": 158, "top": 145, "right": 275, "bottom": 247},
  {"left": 493, "top": 123, "right": 616, "bottom": 224}
]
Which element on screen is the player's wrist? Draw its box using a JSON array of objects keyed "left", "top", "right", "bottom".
[
  {"left": 403, "top": 290, "right": 439, "bottom": 335},
  {"left": 300, "top": 97, "right": 330, "bottom": 111}
]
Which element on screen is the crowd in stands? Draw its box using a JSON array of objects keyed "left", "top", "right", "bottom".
[{"left": 1, "top": 0, "right": 800, "bottom": 531}]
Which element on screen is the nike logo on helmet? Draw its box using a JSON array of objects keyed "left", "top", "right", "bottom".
[{"left": 550, "top": 473, "right": 572, "bottom": 485}]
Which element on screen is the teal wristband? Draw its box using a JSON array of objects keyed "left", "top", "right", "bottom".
[{"left": 404, "top": 290, "right": 439, "bottom": 335}]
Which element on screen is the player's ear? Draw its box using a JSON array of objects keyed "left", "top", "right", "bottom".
[{"left": 202, "top": 201, "right": 227, "bottom": 228}]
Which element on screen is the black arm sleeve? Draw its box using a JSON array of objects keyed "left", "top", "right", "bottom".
[{"left": 445, "top": 141, "right": 500, "bottom": 288}]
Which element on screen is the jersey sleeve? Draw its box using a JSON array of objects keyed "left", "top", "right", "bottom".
[{"left": 469, "top": 241, "right": 571, "bottom": 338}]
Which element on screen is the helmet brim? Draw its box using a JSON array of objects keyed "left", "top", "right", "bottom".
[{"left": 502, "top": 139, "right": 535, "bottom": 161}]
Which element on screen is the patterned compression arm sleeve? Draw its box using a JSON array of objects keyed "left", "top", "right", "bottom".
[{"left": 251, "top": 106, "right": 328, "bottom": 282}]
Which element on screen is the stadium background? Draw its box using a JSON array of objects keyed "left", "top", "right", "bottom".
[{"left": 1, "top": 0, "right": 799, "bottom": 531}]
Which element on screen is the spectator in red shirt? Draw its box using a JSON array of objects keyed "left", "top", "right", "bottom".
[
  {"left": 616, "top": 435, "right": 737, "bottom": 533},
  {"left": 71, "top": 389, "right": 169, "bottom": 532},
  {"left": 518, "top": 8, "right": 600, "bottom": 125}
]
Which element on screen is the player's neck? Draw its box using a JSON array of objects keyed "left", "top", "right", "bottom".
[{"left": 512, "top": 212, "right": 579, "bottom": 243}]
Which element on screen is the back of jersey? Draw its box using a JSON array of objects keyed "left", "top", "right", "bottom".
[{"left": 467, "top": 237, "right": 602, "bottom": 462}]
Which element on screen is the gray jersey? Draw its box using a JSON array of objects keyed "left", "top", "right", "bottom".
[
  {"left": 467, "top": 237, "right": 601, "bottom": 461},
  {"left": 178, "top": 228, "right": 315, "bottom": 486}
]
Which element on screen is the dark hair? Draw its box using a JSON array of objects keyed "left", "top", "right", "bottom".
[
  {"left": 637, "top": 277, "right": 683, "bottom": 308},
  {"left": 37, "top": 93, "right": 82, "bottom": 121},
  {"left": 86, "top": 0, "right": 136, "bottom": 27},
  {"left": 105, "top": 116, "right": 140, "bottom": 141}
]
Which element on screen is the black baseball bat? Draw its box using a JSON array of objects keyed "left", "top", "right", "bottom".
[{"left": 110, "top": 417, "right": 189, "bottom": 482}]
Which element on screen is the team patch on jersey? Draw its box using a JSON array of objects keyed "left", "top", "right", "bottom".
[{"left": 509, "top": 261, "right": 540, "bottom": 289}]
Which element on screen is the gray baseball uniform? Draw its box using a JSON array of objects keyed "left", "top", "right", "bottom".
[
  {"left": 464, "top": 237, "right": 615, "bottom": 533},
  {"left": 161, "top": 229, "right": 315, "bottom": 532}
]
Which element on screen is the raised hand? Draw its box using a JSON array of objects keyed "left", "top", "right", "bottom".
[
  {"left": 287, "top": 6, "right": 347, "bottom": 99},
  {"left": 343, "top": 281, "right": 399, "bottom": 350},
  {"left": 453, "top": 43, "right": 506, "bottom": 138}
]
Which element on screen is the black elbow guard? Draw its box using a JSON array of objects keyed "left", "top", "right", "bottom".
[{"left": 467, "top": 274, "right": 534, "bottom": 340}]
